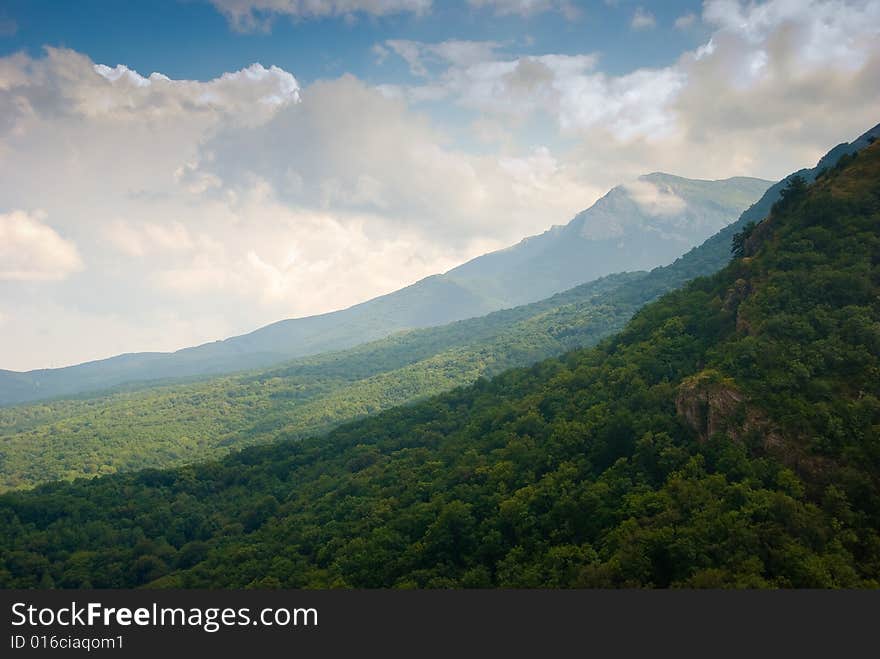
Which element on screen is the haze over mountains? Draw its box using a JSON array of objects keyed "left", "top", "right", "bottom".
[
  {"left": 3, "top": 123, "right": 879, "bottom": 489},
  {"left": 6, "top": 111, "right": 880, "bottom": 410},
  {"left": 4, "top": 0, "right": 880, "bottom": 601},
  {"left": 0, "top": 174, "right": 770, "bottom": 406},
  {"left": 444, "top": 174, "right": 769, "bottom": 307},
  {"left": 3, "top": 127, "right": 878, "bottom": 588}
]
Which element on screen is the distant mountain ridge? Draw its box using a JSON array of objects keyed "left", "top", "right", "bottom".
[
  {"left": 445, "top": 173, "right": 770, "bottom": 307},
  {"left": 0, "top": 174, "right": 771, "bottom": 406},
  {"left": 3, "top": 126, "right": 878, "bottom": 589},
  {"left": 0, "top": 123, "right": 876, "bottom": 489}
]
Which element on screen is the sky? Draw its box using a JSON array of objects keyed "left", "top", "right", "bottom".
[{"left": 0, "top": 0, "right": 879, "bottom": 371}]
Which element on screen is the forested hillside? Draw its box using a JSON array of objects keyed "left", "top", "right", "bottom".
[
  {"left": 0, "top": 272, "right": 643, "bottom": 491},
  {"left": 2, "top": 128, "right": 872, "bottom": 492},
  {"left": 1, "top": 137, "right": 877, "bottom": 589},
  {"left": 0, "top": 175, "right": 770, "bottom": 406}
]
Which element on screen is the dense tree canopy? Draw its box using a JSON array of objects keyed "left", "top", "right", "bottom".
[
  {"left": 0, "top": 202, "right": 749, "bottom": 494},
  {"left": 1, "top": 143, "right": 878, "bottom": 589}
]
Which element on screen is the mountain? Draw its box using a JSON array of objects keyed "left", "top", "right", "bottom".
[
  {"left": 0, "top": 271, "right": 645, "bottom": 491},
  {"left": 2, "top": 128, "right": 877, "bottom": 490},
  {"left": 1, "top": 129, "right": 878, "bottom": 589},
  {"left": 0, "top": 174, "right": 770, "bottom": 406},
  {"left": 443, "top": 173, "right": 770, "bottom": 306}
]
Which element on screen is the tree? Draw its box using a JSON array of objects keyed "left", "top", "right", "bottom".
[
  {"left": 771, "top": 175, "right": 808, "bottom": 215},
  {"left": 731, "top": 221, "right": 757, "bottom": 258}
]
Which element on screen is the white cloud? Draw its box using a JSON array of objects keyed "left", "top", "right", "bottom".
[
  {"left": 194, "top": 74, "right": 594, "bottom": 243},
  {"left": 386, "top": 40, "right": 430, "bottom": 76},
  {"left": 703, "top": 0, "right": 880, "bottom": 71},
  {"left": 405, "top": 49, "right": 599, "bottom": 117},
  {"left": 670, "top": 0, "right": 880, "bottom": 166},
  {"left": 0, "top": 48, "right": 300, "bottom": 143},
  {"left": 209, "top": 0, "right": 432, "bottom": 31},
  {"left": 106, "top": 221, "right": 195, "bottom": 257},
  {"left": 88, "top": 61, "right": 300, "bottom": 120},
  {"left": 385, "top": 43, "right": 681, "bottom": 141},
  {"left": 555, "top": 66, "right": 685, "bottom": 139},
  {"left": 3, "top": 0, "right": 880, "bottom": 370},
  {"left": 0, "top": 49, "right": 597, "bottom": 369},
  {"left": 386, "top": 39, "right": 500, "bottom": 77},
  {"left": 0, "top": 210, "right": 83, "bottom": 281},
  {"left": 623, "top": 180, "right": 687, "bottom": 216},
  {"left": 631, "top": 7, "right": 656, "bottom": 30},
  {"left": 674, "top": 12, "right": 697, "bottom": 29},
  {"left": 372, "top": 43, "right": 391, "bottom": 64},
  {"left": 386, "top": 0, "right": 880, "bottom": 158}
]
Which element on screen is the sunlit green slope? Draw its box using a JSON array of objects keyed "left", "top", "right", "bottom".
[{"left": 1, "top": 135, "right": 877, "bottom": 589}]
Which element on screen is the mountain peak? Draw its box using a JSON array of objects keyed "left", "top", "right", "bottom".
[
  {"left": 0, "top": 176, "right": 771, "bottom": 405},
  {"left": 568, "top": 174, "right": 772, "bottom": 244}
]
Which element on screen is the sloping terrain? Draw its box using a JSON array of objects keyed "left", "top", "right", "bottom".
[
  {"left": 0, "top": 175, "right": 771, "bottom": 406},
  {"left": 1, "top": 272, "right": 643, "bottom": 491},
  {"left": 1, "top": 136, "right": 877, "bottom": 589},
  {"left": 1, "top": 128, "right": 873, "bottom": 491}
]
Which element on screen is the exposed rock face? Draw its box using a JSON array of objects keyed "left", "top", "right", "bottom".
[
  {"left": 675, "top": 370, "right": 745, "bottom": 442},
  {"left": 742, "top": 216, "right": 775, "bottom": 257},
  {"left": 676, "top": 370, "right": 785, "bottom": 447},
  {"left": 722, "top": 277, "right": 754, "bottom": 334},
  {"left": 735, "top": 309, "right": 753, "bottom": 335}
]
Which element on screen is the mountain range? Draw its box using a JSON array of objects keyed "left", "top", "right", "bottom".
[
  {"left": 0, "top": 174, "right": 771, "bottom": 406},
  {"left": 1, "top": 125, "right": 877, "bottom": 491},
  {"left": 2, "top": 126, "right": 877, "bottom": 588}
]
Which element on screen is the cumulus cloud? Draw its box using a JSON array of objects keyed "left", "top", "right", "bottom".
[
  {"left": 193, "top": 74, "right": 596, "bottom": 245},
  {"left": 0, "top": 210, "right": 83, "bottom": 281},
  {"left": 0, "top": 48, "right": 596, "bottom": 369},
  {"left": 383, "top": 41, "right": 682, "bottom": 140},
  {"left": 0, "top": 48, "right": 300, "bottom": 146},
  {"left": 0, "top": 49, "right": 309, "bottom": 367},
  {"left": 703, "top": 0, "right": 879, "bottom": 71},
  {"left": 3, "top": 0, "right": 880, "bottom": 370},
  {"left": 668, "top": 0, "right": 880, "bottom": 175},
  {"left": 91, "top": 62, "right": 301, "bottom": 116},
  {"left": 209, "top": 0, "right": 432, "bottom": 31},
  {"left": 385, "top": 0, "right": 880, "bottom": 169}
]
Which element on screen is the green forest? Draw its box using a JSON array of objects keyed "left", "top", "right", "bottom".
[
  {"left": 1, "top": 140, "right": 877, "bottom": 589},
  {"left": 0, "top": 197, "right": 749, "bottom": 494},
  {"left": 0, "top": 272, "right": 641, "bottom": 491}
]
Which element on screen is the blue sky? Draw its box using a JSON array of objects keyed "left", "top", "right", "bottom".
[
  {"left": 2, "top": 1, "right": 708, "bottom": 83},
  {"left": 0, "top": 0, "right": 879, "bottom": 370}
]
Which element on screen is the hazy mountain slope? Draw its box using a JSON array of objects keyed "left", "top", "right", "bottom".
[
  {"left": 2, "top": 128, "right": 876, "bottom": 489},
  {"left": 0, "top": 272, "right": 645, "bottom": 491},
  {"left": 0, "top": 276, "right": 495, "bottom": 406},
  {"left": 2, "top": 196, "right": 761, "bottom": 492},
  {"left": 2, "top": 135, "right": 878, "bottom": 589},
  {"left": 0, "top": 175, "right": 770, "bottom": 406},
  {"left": 445, "top": 174, "right": 771, "bottom": 306}
]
